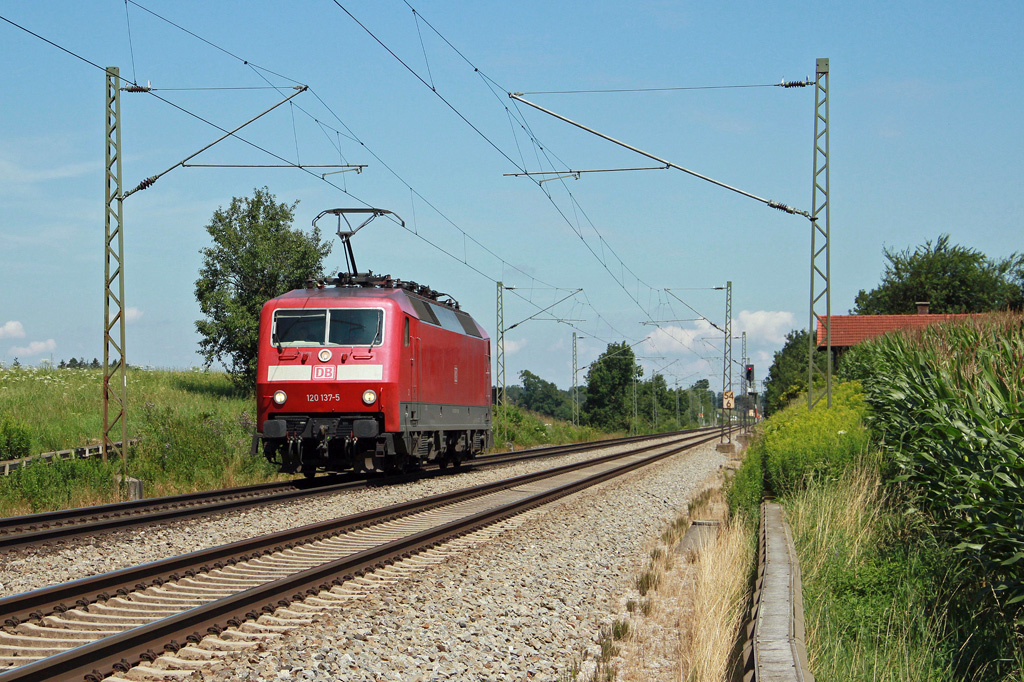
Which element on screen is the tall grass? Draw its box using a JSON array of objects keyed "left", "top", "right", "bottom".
[
  {"left": 0, "top": 366, "right": 278, "bottom": 514},
  {"left": 493, "top": 403, "right": 610, "bottom": 449},
  {"left": 726, "top": 377, "right": 1012, "bottom": 680},
  {"left": 682, "top": 519, "right": 753, "bottom": 682},
  {"left": 785, "top": 462, "right": 958, "bottom": 681}
]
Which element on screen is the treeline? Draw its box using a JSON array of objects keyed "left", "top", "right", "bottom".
[
  {"left": 2, "top": 358, "right": 103, "bottom": 370},
  {"left": 503, "top": 342, "right": 726, "bottom": 434},
  {"left": 57, "top": 358, "right": 102, "bottom": 369}
]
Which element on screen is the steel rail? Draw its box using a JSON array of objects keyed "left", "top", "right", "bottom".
[
  {"left": 0, "top": 429, "right": 717, "bottom": 552},
  {"left": 0, "top": 429, "right": 726, "bottom": 630},
  {"left": 0, "top": 429, "right": 724, "bottom": 682}
]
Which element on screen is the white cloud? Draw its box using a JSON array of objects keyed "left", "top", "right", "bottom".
[
  {"left": 643, "top": 319, "right": 717, "bottom": 356},
  {"left": 109, "top": 307, "right": 144, "bottom": 324},
  {"left": 0, "top": 321, "right": 25, "bottom": 339},
  {"left": 736, "top": 310, "right": 796, "bottom": 346},
  {"left": 9, "top": 339, "right": 57, "bottom": 357},
  {"left": 505, "top": 338, "right": 528, "bottom": 355}
]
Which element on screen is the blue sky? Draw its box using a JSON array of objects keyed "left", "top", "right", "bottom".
[{"left": 1, "top": 1, "right": 1021, "bottom": 393}]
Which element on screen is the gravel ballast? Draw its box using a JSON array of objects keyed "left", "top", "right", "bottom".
[
  {"left": 197, "top": 441, "right": 726, "bottom": 681},
  {"left": 0, "top": 436, "right": 691, "bottom": 598}
]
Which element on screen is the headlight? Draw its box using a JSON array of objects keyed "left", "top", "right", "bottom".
[
  {"left": 273, "top": 390, "right": 287, "bottom": 406},
  {"left": 362, "top": 389, "right": 377, "bottom": 405},
  {"left": 318, "top": 349, "right": 332, "bottom": 362}
]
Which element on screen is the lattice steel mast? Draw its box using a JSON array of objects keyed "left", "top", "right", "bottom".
[
  {"left": 741, "top": 330, "right": 748, "bottom": 428},
  {"left": 721, "top": 280, "right": 733, "bottom": 444},
  {"left": 572, "top": 332, "right": 581, "bottom": 427},
  {"left": 808, "top": 58, "right": 832, "bottom": 409},
  {"left": 103, "top": 67, "right": 127, "bottom": 464}
]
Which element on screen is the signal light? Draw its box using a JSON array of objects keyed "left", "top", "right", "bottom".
[{"left": 745, "top": 364, "right": 754, "bottom": 383}]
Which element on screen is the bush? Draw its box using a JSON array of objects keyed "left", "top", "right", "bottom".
[
  {"left": 0, "top": 457, "right": 117, "bottom": 514},
  {"left": 729, "top": 381, "right": 870, "bottom": 514},
  {"left": 0, "top": 414, "right": 32, "bottom": 460},
  {"left": 763, "top": 382, "right": 869, "bottom": 496}
]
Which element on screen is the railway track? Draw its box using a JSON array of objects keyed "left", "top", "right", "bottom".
[
  {"left": 0, "top": 428, "right": 717, "bottom": 553},
  {"left": 0, "top": 428, "right": 724, "bottom": 682}
]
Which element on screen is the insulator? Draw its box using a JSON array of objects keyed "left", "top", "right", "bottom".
[
  {"left": 779, "top": 79, "right": 810, "bottom": 88},
  {"left": 768, "top": 200, "right": 798, "bottom": 215},
  {"left": 124, "top": 85, "right": 152, "bottom": 93},
  {"left": 136, "top": 176, "right": 156, "bottom": 192}
]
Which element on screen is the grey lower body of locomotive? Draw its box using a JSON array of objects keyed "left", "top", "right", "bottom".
[{"left": 259, "top": 402, "right": 492, "bottom": 476}]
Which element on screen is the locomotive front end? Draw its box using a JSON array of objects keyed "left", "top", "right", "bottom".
[{"left": 257, "top": 292, "right": 398, "bottom": 476}]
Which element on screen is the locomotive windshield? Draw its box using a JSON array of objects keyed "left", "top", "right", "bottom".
[{"left": 273, "top": 308, "right": 383, "bottom": 346}]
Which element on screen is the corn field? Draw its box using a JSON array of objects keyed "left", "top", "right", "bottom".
[{"left": 840, "top": 312, "right": 1024, "bottom": 622}]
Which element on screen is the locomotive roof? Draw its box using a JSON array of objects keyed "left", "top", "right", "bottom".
[{"left": 269, "top": 279, "right": 488, "bottom": 339}]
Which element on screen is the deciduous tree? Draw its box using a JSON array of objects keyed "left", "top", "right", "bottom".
[
  {"left": 582, "top": 342, "right": 642, "bottom": 431},
  {"left": 853, "top": 235, "right": 1023, "bottom": 314},
  {"left": 764, "top": 330, "right": 828, "bottom": 415},
  {"left": 195, "top": 187, "right": 332, "bottom": 388},
  {"left": 518, "top": 369, "right": 572, "bottom": 421}
]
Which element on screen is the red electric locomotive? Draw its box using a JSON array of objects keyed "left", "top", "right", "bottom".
[{"left": 255, "top": 209, "right": 492, "bottom": 476}]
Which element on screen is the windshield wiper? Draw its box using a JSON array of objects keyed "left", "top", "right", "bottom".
[{"left": 368, "top": 315, "right": 383, "bottom": 352}]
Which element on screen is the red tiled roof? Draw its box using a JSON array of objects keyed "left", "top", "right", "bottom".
[{"left": 816, "top": 313, "right": 975, "bottom": 348}]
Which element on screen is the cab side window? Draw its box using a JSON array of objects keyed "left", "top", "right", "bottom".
[{"left": 404, "top": 317, "right": 410, "bottom": 347}]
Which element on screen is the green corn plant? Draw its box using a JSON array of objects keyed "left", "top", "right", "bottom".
[{"left": 845, "top": 314, "right": 1024, "bottom": 621}]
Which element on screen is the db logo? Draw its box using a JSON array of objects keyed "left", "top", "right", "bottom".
[{"left": 312, "top": 366, "right": 336, "bottom": 380}]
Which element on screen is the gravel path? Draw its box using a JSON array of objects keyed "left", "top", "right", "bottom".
[
  {"left": 196, "top": 441, "right": 726, "bottom": 682},
  {"left": 0, "top": 436, "right": 690, "bottom": 598}
]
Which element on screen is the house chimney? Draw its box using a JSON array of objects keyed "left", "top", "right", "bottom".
[{"left": 915, "top": 301, "right": 930, "bottom": 315}]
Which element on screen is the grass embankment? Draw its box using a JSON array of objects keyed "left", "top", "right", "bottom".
[
  {"left": 728, "top": 313, "right": 1024, "bottom": 681},
  {"left": 0, "top": 365, "right": 277, "bottom": 515},
  {"left": 0, "top": 366, "right": 615, "bottom": 516},
  {"left": 493, "top": 403, "right": 611, "bottom": 449}
]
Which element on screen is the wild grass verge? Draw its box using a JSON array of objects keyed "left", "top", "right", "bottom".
[
  {"left": 608, "top": 476, "right": 754, "bottom": 682},
  {"left": 492, "top": 403, "right": 614, "bottom": 450},
  {"left": 0, "top": 366, "right": 279, "bottom": 514},
  {"left": 785, "top": 460, "right": 960, "bottom": 681},
  {"left": 734, "top": 370, "right": 1023, "bottom": 681}
]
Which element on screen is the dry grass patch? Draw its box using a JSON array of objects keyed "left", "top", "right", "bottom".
[
  {"left": 604, "top": 472, "right": 753, "bottom": 682},
  {"left": 681, "top": 516, "right": 752, "bottom": 681}
]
